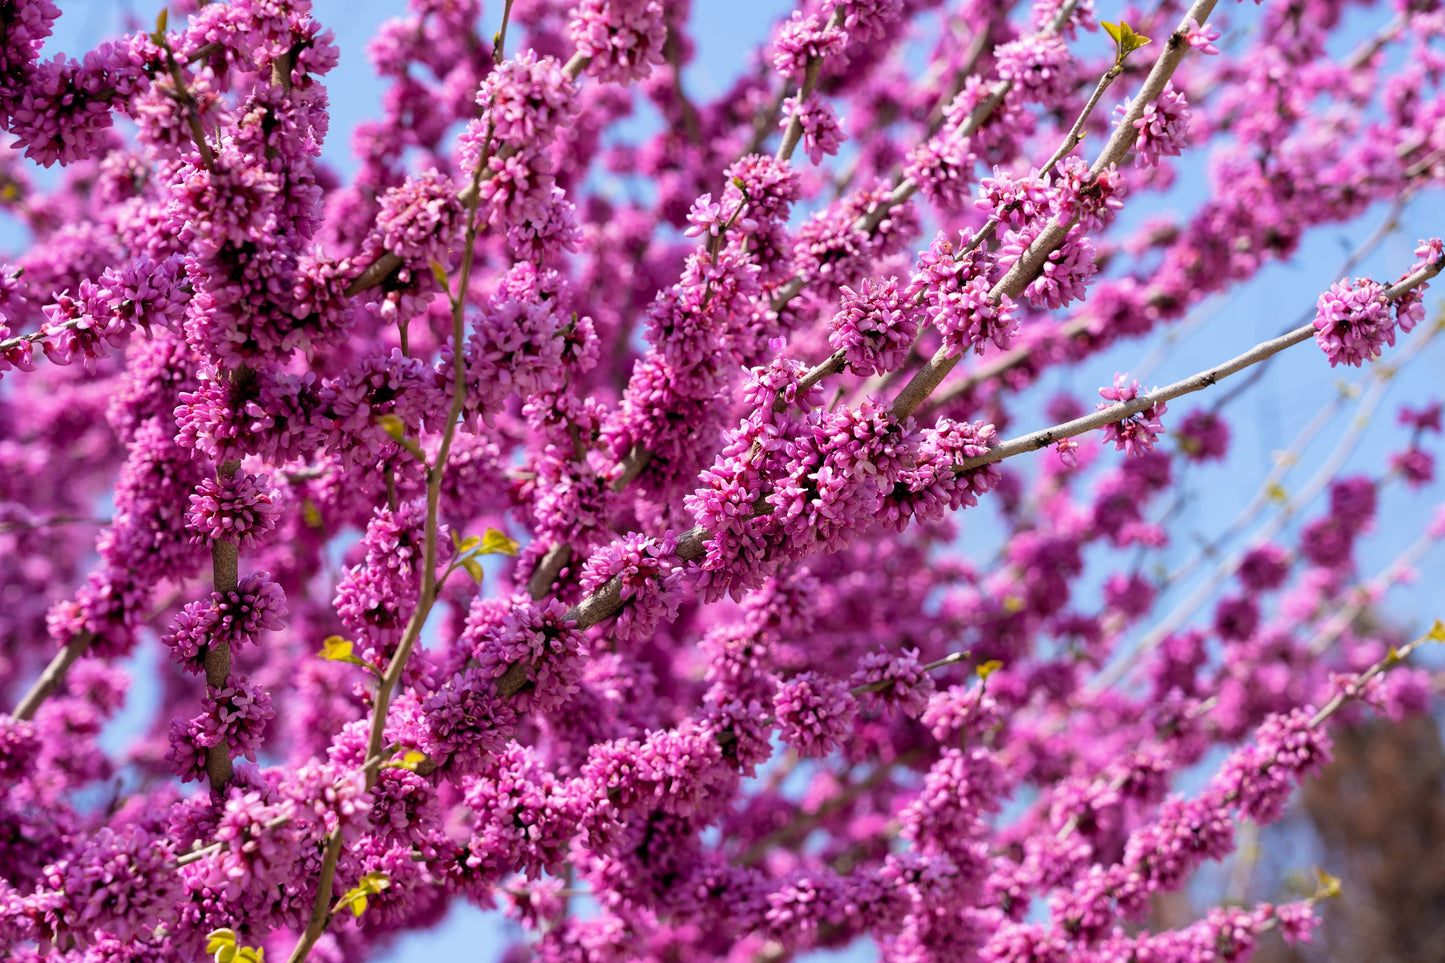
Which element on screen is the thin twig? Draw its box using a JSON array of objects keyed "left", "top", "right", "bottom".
[
  {"left": 285, "top": 9, "right": 515, "bottom": 956},
  {"left": 12, "top": 631, "right": 93, "bottom": 721},
  {"left": 561, "top": 257, "right": 1439, "bottom": 635},
  {"left": 948, "top": 262, "right": 1441, "bottom": 475}
]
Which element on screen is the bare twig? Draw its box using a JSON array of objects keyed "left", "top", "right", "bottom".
[
  {"left": 285, "top": 10, "right": 518, "bottom": 958},
  {"left": 947, "top": 263, "right": 1440, "bottom": 475},
  {"left": 12, "top": 631, "right": 94, "bottom": 721}
]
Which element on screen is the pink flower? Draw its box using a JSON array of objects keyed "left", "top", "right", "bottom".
[
  {"left": 781, "top": 91, "right": 846, "bottom": 165},
  {"left": 1183, "top": 17, "right": 1221, "bottom": 55},
  {"left": 1312, "top": 278, "right": 1396, "bottom": 366},
  {"left": 1098, "top": 374, "right": 1168, "bottom": 457}
]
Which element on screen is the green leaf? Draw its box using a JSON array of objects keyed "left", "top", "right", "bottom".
[
  {"left": 377, "top": 414, "right": 406, "bottom": 442},
  {"left": 206, "top": 930, "right": 238, "bottom": 958},
  {"left": 430, "top": 260, "right": 450, "bottom": 290},
  {"left": 1100, "top": 20, "right": 1151, "bottom": 63},
  {"left": 1429, "top": 619, "right": 1445, "bottom": 642},
  {"left": 206, "top": 930, "right": 264, "bottom": 963},
  {"left": 1314, "top": 867, "right": 1342, "bottom": 899},
  {"left": 155, "top": 8, "right": 169, "bottom": 35},
  {"left": 1123, "top": 22, "right": 1152, "bottom": 53},
  {"left": 976, "top": 660, "right": 1003, "bottom": 681},
  {"left": 461, "top": 557, "right": 485, "bottom": 584},
  {"left": 385, "top": 749, "right": 430, "bottom": 772},
  {"left": 321, "top": 635, "right": 353, "bottom": 660},
  {"left": 338, "top": 872, "right": 392, "bottom": 919},
  {"left": 320, "top": 635, "right": 368, "bottom": 668},
  {"left": 478, "top": 527, "right": 520, "bottom": 556},
  {"left": 301, "top": 497, "right": 323, "bottom": 529},
  {"left": 451, "top": 530, "right": 481, "bottom": 553}
]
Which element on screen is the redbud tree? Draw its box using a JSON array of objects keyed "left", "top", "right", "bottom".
[{"left": 1, "top": 0, "right": 1444, "bottom": 960}]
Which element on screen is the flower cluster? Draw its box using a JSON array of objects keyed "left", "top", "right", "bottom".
[
  {"left": 186, "top": 472, "right": 282, "bottom": 548},
  {"left": 1124, "top": 82, "right": 1191, "bottom": 169},
  {"left": 161, "top": 572, "right": 289, "bottom": 673},
  {"left": 827, "top": 276, "right": 917, "bottom": 375},
  {"left": 1175, "top": 409, "right": 1230, "bottom": 461},
  {"left": 568, "top": 0, "right": 667, "bottom": 85},
  {"left": 781, "top": 92, "right": 846, "bottom": 165},
  {"left": 771, "top": 12, "right": 845, "bottom": 80},
  {"left": 1098, "top": 374, "right": 1168, "bottom": 457},
  {"left": 1312, "top": 278, "right": 1400, "bottom": 366},
  {"left": 579, "top": 531, "right": 685, "bottom": 641}
]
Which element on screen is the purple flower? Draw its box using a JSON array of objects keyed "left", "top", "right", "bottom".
[
  {"left": 468, "top": 595, "right": 584, "bottom": 713},
  {"left": 568, "top": 0, "right": 667, "bottom": 84},
  {"left": 1390, "top": 445, "right": 1434, "bottom": 487},
  {"left": 1183, "top": 17, "right": 1221, "bottom": 55},
  {"left": 8, "top": 37, "right": 152, "bottom": 167},
  {"left": 1098, "top": 374, "right": 1167, "bottom": 458},
  {"left": 1175, "top": 409, "right": 1230, "bottom": 461},
  {"left": 771, "top": 11, "right": 845, "bottom": 80},
  {"left": 724, "top": 153, "right": 803, "bottom": 225},
  {"left": 186, "top": 471, "right": 282, "bottom": 548},
  {"left": 205, "top": 676, "right": 275, "bottom": 762},
  {"left": 1312, "top": 278, "right": 1396, "bottom": 366},
  {"left": 161, "top": 572, "right": 287, "bottom": 673},
  {"left": 999, "top": 222, "right": 1097, "bottom": 310},
  {"left": 933, "top": 273, "right": 1018, "bottom": 357},
  {"left": 370, "top": 170, "right": 464, "bottom": 269},
  {"left": 1215, "top": 708, "right": 1332, "bottom": 822},
  {"left": 1299, "top": 517, "right": 1354, "bottom": 569},
  {"left": 1237, "top": 544, "right": 1291, "bottom": 591},
  {"left": 1276, "top": 901, "right": 1320, "bottom": 945},
  {"left": 420, "top": 668, "right": 518, "bottom": 776},
  {"left": 45, "top": 825, "right": 179, "bottom": 943},
  {"left": 1330, "top": 475, "right": 1377, "bottom": 533},
  {"left": 1123, "top": 82, "right": 1191, "bottom": 169},
  {"left": 1398, "top": 401, "right": 1442, "bottom": 433},
  {"left": 827, "top": 276, "right": 919, "bottom": 375},
  {"left": 995, "top": 35, "right": 1073, "bottom": 103},
  {"left": 850, "top": 647, "right": 935, "bottom": 718},
  {"left": 823, "top": 0, "right": 906, "bottom": 42},
  {"left": 477, "top": 50, "right": 578, "bottom": 147},
  {"left": 976, "top": 168, "right": 1052, "bottom": 228},
  {"left": 905, "top": 133, "right": 977, "bottom": 211},
  {"left": 781, "top": 92, "right": 846, "bottom": 165},
  {"left": 578, "top": 531, "right": 684, "bottom": 641},
  {"left": 773, "top": 672, "right": 857, "bottom": 758},
  {"left": 1213, "top": 595, "right": 1259, "bottom": 642},
  {"left": 683, "top": 192, "right": 726, "bottom": 238},
  {"left": 1104, "top": 572, "right": 1156, "bottom": 618},
  {"left": 205, "top": 788, "right": 299, "bottom": 898}
]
